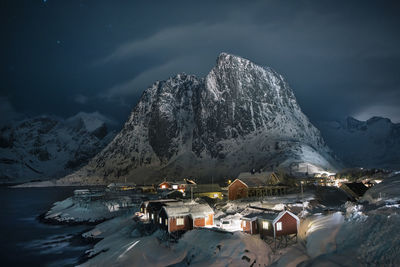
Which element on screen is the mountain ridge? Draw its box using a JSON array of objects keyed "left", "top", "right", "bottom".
[
  {"left": 0, "top": 112, "right": 116, "bottom": 184},
  {"left": 56, "top": 53, "right": 340, "bottom": 185},
  {"left": 316, "top": 116, "right": 400, "bottom": 170}
]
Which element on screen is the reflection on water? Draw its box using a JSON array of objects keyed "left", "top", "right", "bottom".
[{"left": 0, "top": 187, "right": 94, "bottom": 267}]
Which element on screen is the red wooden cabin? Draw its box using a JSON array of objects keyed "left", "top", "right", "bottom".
[
  {"left": 158, "top": 203, "right": 214, "bottom": 233},
  {"left": 139, "top": 199, "right": 181, "bottom": 221},
  {"left": 258, "top": 210, "right": 300, "bottom": 239},
  {"left": 159, "top": 181, "right": 171, "bottom": 190}
]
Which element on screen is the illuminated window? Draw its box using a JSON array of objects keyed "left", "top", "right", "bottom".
[
  {"left": 161, "top": 185, "right": 166, "bottom": 189},
  {"left": 151, "top": 214, "right": 154, "bottom": 220},
  {"left": 172, "top": 185, "right": 178, "bottom": 190},
  {"left": 176, "top": 218, "right": 184, "bottom": 226},
  {"left": 276, "top": 222, "right": 282, "bottom": 231},
  {"left": 159, "top": 217, "right": 162, "bottom": 224},
  {"left": 262, "top": 221, "right": 269, "bottom": 230},
  {"left": 165, "top": 219, "right": 168, "bottom": 226}
]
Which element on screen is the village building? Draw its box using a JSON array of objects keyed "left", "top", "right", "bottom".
[
  {"left": 106, "top": 182, "right": 136, "bottom": 191},
  {"left": 158, "top": 181, "right": 172, "bottom": 190},
  {"left": 238, "top": 207, "right": 300, "bottom": 248},
  {"left": 192, "top": 184, "right": 223, "bottom": 199},
  {"left": 340, "top": 182, "right": 369, "bottom": 200},
  {"left": 139, "top": 199, "right": 181, "bottom": 221},
  {"left": 240, "top": 213, "right": 260, "bottom": 235},
  {"left": 362, "top": 180, "right": 375, "bottom": 188},
  {"left": 158, "top": 179, "right": 196, "bottom": 192},
  {"left": 228, "top": 171, "right": 288, "bottom": 200},
  {"left": 136, "top": 185, "right": 156, "bottom": 194},
  {"left": 257, "top": 210, "right": 299, "bottom": 240},
  {"left": 158, "top": 203, "right": 214, "bottom": 233}
]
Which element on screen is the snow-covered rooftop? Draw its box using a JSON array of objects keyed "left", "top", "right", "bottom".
[
  {"left": 235, "top": 171, "right": 280, "bottom": 187},
  {"left": 162, "top": 203, "right": 214, "bottom": 218}
]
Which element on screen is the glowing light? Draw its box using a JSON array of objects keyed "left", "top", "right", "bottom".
[
  {"left": 176, "top": 218, "right": 184, "bottom": 226},
  {"left": 118, "top": 240, "right": 140, "bottom": 259}
]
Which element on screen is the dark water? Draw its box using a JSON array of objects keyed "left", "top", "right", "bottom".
[{"left": 0, "top": 187, "right": 94, "bottom": 267}]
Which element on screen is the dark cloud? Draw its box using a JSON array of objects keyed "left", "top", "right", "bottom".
[
  {"left": 74, "top": 94, "right": 88, "bottom": 104},
  {"left": 1, "top": 0, "right": 399, "bottom": 124}
]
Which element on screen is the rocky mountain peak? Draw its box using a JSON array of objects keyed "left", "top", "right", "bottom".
[{"left": 59, "top": 53, "right": 339, "bottom": 185}]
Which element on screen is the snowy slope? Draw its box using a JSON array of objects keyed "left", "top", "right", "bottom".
[
  {"left": 0, "top": 112, "right": 115, "bottom": 184},
  {"left": 59, "top": 53, "right": 339, "bottom": 185},
  {"left": 81, "top": 226, "right": 273, "bottom": 267},
  {"left": 362, "top": 173, "right": 400, "bottom": 204},
  {"left": 317, "top": 117, "right": 400, "bottom": 170}
]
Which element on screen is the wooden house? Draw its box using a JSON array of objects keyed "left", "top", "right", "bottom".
[
  {"left": 136, "top": 185, "right": 156, "bottom": 194},
  {"left": 159, "top": 181, "right": 172, "bottom": 190},
  {"left": 107, "top": 182, "right": 136, "bottom": 191},
  {"left": 340, "top": 182, "right": 368, "bottom": 200},
  {"left": 192, "top": 184, "right": 223, "bottom": 199},
  {"left": 240, "top": 214, "right": 260, "bottom": 235},
  {"left": 257, "top": 210, "right": 300, "bottom": 239},
  {"left": 158, "top": 179, "right": 196, "bottom": 191},
  {"left": 172, "top": 179, "right": 197, "bottom": 192},
  {"left": 228, "top": 171, "right": 288, "bottom": 200},
  {"left": 139, "top": 199, "right": 181, "bottom": 221},
  {"left": 158, "top": 203, "right": 214, "bottom": 233}
]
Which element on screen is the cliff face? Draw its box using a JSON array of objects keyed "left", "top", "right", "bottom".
[{"left": 61, "top": 53, "right": 339, "bottom": 185}]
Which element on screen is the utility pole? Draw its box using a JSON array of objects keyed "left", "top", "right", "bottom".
[
  {"left": 191, "top": 185, "right": 194, "bottom": 203},
  {"left": 301, "top": 181, "right": 304, "bottom": 213}
]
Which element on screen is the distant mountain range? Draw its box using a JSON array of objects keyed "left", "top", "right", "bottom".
[
  {"left": 7, "top": 54, "right": 399, "bottom": 186},
  {"left": 316, "top": 116, "right": 400, "bottom": 170},
  {"left": 0, "top": 112, "right": 115, "bottom": 184},
  {"left": 56, "top": 53, "right": 340, "bottom": 185}
]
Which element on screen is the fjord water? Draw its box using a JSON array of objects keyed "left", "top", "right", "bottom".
[{"left": 0, "top": 187, "right": 92, "bottom": 267}]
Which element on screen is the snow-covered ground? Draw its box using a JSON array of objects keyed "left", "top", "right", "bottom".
[
  {"left": 37, "top": 178, "right": 400, "bottom": 266},
  {"left": 273, "top": 179, "right": 400, "bottom": 266},
  {"left": 44, "top": 193, "right": 138, "bottom": 224},
  {"left": 362, "top": 174, "right": 400, "bottom": 204},
  {"left": 81, "top": 226, "right": 274, "bottom": 267}
]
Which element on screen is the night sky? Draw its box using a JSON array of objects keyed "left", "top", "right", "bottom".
[{"left": 1, "top": 0, "right": 400, "bottom": 126}]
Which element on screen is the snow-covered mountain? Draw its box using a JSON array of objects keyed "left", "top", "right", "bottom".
[
  {"left": 317, "top": 116, "right": 400, "bottom": 170},
  {"left": 60, "top": 53, "right": 339, "bottom": 185},
  {"left": 0, "top": 112, "right": 116, "bottom": 184}
]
